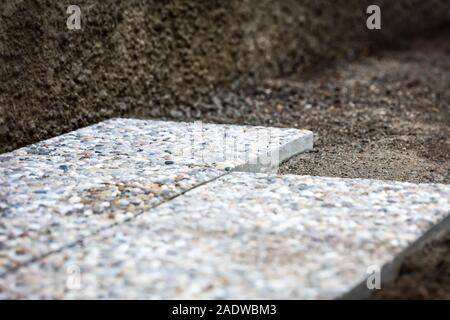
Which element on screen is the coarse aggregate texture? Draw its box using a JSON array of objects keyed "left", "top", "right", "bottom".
[
  {"left": 2, "top": 118, "right": 312, "bottom": 170},
  {"left": 1, "top": 0, "right": 450, "bottom": 153},
  {"left": 0, "top": 119, "right": 311, "bottom": 274},
  {"left": 2, "top": 173, "right": 449, "bottom": 299}
]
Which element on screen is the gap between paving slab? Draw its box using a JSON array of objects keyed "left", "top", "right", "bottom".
[
  {"left": 0, "top": 171, "right": 229, "bottom": 277},
  {"left": 1, "top": 173, "right": 449, "bottom": 299},
  {"left": 0, "top": 118, "right": 313, "bottom": 275}
]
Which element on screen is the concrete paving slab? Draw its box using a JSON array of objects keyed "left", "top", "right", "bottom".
[
  {"left": 2, "top": 173, "right": 448, "bottom": 299},
  {"left": 14, "top": 118, "right": 313, "bottom": 172},
  {"left": 0, "top": 119, "right": 311, "bottom": 275}
]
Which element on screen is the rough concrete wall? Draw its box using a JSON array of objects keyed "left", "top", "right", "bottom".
[{"left": 0, "top": 0, "right": 449, "bottom": 153}]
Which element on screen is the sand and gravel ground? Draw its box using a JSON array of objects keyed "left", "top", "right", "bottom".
[{"left": 173, "top": 33, "right": 449, "bottom": 185}]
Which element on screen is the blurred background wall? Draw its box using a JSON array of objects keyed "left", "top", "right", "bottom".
[{"left": 1, "top": 0, "right": 449, "bottom": 152}]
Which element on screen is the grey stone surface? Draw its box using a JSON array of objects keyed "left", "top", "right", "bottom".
[
  {"left": 0, "top": 119, "right": 311, "bottom": 274},
  {"left": 13, "top": 118, "right": 313, "bottom": 172},
  {"left": 2, "top": 173, "right": 448, "bottom": 299}
]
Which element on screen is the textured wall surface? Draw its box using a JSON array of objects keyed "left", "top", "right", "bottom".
[{"left": 1, "top": 0, "right": 449, "bottom": 152}]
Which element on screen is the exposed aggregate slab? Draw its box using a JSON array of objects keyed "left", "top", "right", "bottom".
[
  {"left": 13, "top": 118, "right": 313, "bottom": 171},
  {"left": 2, "top": 173, "right": 448, "bottom": 299},
  {"left": 0, "top": 157, "right": 221, "bottom": 274},
  {"left": 0, "top": 119, "right": 311, "bottom": 274}
]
